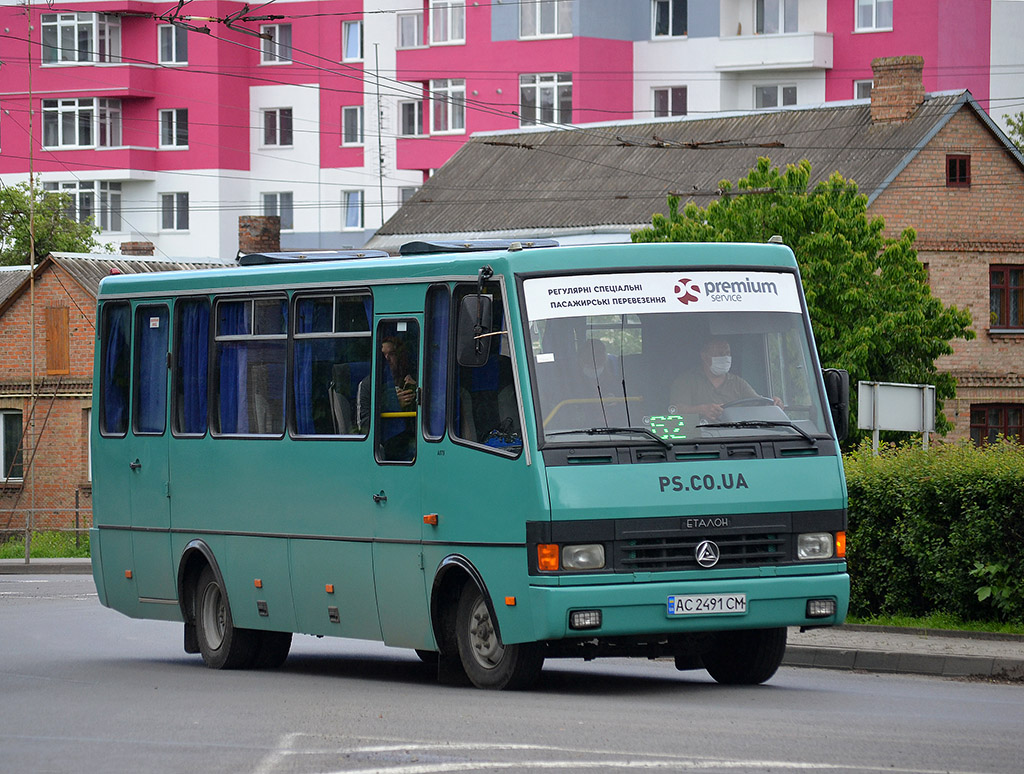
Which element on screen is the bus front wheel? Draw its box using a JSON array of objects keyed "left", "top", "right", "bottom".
[
  {"left": 455, "top": 582, "right": 543, "bottom": 690},
  {"left": 702, "top": 627, "right": 787, "bottom": 685},
  {"left": 194, "top": 566, "right": 257, "bottom": 669}
]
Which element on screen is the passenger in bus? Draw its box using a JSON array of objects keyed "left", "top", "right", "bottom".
[
  {"left": 357, "top": 337, "right": 417, "bottom": 444},
  {"left": 669, "top": 337, "right": 780, "bottom": 422}
]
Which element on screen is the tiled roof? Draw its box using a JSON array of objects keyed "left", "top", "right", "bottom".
[{"left": 0, "top": 267, "right": 31, "bottom": 307}]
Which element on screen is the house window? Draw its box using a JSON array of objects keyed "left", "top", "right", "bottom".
[
  {"left": 159, "top": 108, "right": 188, "bottom": 147},
  {"left": 41, "top": 180, "right": 121, "bottom": 231},
  {"left": 946, "top": 154, "right": 970, "bottom": 187},
  {"left": 856, "top": 0, "right": 893, "bottom": 31},
  {"left": 755, "top": 84, "right": 797, "bottom": 109},
  {"left": 262, "top": 192, "right": 294, "bottom": 230},
  {"left": 399, "top": 99, "right": 425, "bottom": 136},
  {"left": 855, "top": 80, "right": 873, "bottom": 99},
  {"left": 342, "top": 190, "right": 364, "bottom": 230},
  {"left": 990, "top": 266, "right": 1024, "bottom": 329},
  {"left": 654, "top": 86, "right": 687, "bottom": 117},
  {"left": 342, "top": 106, "right": 364, "bottom": 145},
  {"left": 519, "top": 73, "right": 572, "bottom": 127},
  {"left": 971, "top": 404, "right": 1023, "bottom": 445},
  {"left": 161, "top": 192, "right": 189, "bottom": 230},
  {"left": 1, "top": 410, "right": 23, "bottom": 482},
  {"left": 397, "top": 11, "right": 424, "bottom": 48},
  {"left": 42, "top": 98, "right": 121, "bottom": 148},
  {"left": 342, "top": 20, "right": 363, "bottom": 60},
  {"left": 521, "top": 0, "right": 571, "bottom": 38},
  {"left": 158, "top": 24, "right": 187, "bottom": 64},
  {"left": 653, "top": 0, "right": 687, "bottom": 37},
  {"left": 430, "top": 1, "right": 465, "bottom": 44},
  {"left": 430, "top": 79, "right": 465, "bottom": 133},
  {"left": 41, "top": 13, "right": 120, "bottom": 64},
  {"left": 261, "top": 23, "right": 293, "bottom": 63},
  {"left": 756, "top": 0, "right": 797, "bottom": 34},
  {"left": 263, "top": 108, "right": 294, "bottom": 146}
]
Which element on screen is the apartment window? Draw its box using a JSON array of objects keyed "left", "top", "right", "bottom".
[
  {"left": 856, "top": 0, "right": 893, "bottom": 30},
  {"left": 1, "top": 410, "right": 23, "bottom": 482},
  {"left": 263, "top": 108, "right": 294, "bottom": 146},
  {"left": 400, "top": 186, "right": 418, "bottom": 205},
  {"left": 342, "top": 20, "right": 363, "bottom": 60},
  {"left": 654, "top": 86, "right": 687, "bottom": 117},
  {"left": 41, "top": 13, "right": 120, "bottom": 64},
  {"left": 399, "top": 99, "right": 425, "bottom": 136},
  {"left": 161, "top": 192, "right": 189, "bottom": 230},
  {"left": 431, "top": 79, "right": 465, "bottom": 133},
  {"left": 158, "top": 24, "right": 188, "bottom": 64},
  {"left": 430, "top": 1, "right": 466, "bottom": 44},
  {"left": 971, "top": 405, "right": 1023, "bottom": 445},
  {"left": 855, "top": 80, "right": 873, "bottom": 99},
  {"left": 653, "top": 0, "right": 687, "bottom": 37},
  {"left": 990, "top": 266, "right": 1024, "bottom": 329},
  {"left": 342, "top": 106, "right": 364, "bottom": 145},
  {"left": 755, "top": 84, "right": 797, "bottom": 109},
  {"left": 42, "top": 98, "right": 120, "bottom": 149},
  {"left": 342, "top": 191, "right": 364, "bottom": 230},
  {"left": 42, "top": 180, "right": 121, "bottom": 231},
  {"left": 519, "top": 73, "right": 572, "bottom": 127},
  {"left": 159, "top": 108, "right": 189, "bottom": 147},
  {"left": 398, "top": 11, "right": 424, "bottom": 48},
  {"left": 756, "top": 0, "right": 797, "bottom": 34},
  {"left": 521, "top": 0, "right": 571, "bottom": 38},
  {"left": 261, "top": 23, "right": 293, "bottom": 63},
  {"left": 262, "top": 192, "right": 294, "bottom": 230},
  {"left": 97, "top": 182, "right": 122, "bottom": 231},
  {"left": 946, "top": 154, "right": 971, "bottom": 188}
]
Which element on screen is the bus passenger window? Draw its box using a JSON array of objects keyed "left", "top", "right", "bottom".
[
  {"left": 423, "top": 285, "right": 450, "bottom": 440},
  {"left": 372, "top": 320, "right": 419, "bottom": 463},
  {"left": 133, "top": 305, "right": 169, "bottom": 435},
  {"left": 293, "top": 292, "right": 372, "bottom": 437},
  {"left": 99, "top": 302, "right": 131, "bottom": 437},
  {"left": 173, "top": 298, "right": 210, "bottom": 436}
]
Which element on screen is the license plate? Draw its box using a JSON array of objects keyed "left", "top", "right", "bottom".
[{"left": 667, "top": 593, "right": 747, "bottom": 616}]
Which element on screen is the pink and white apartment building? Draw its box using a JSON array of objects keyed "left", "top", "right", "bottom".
[{"left": 0, "top": 0, "right": 1019, "bottom": 259}]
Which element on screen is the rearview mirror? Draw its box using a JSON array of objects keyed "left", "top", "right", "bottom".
[
  {"left": 456, "top": 294, "right": 493, "bottom": 367},
  {"left": 823, "top": 368, "right": 850, "bottom": 441}
]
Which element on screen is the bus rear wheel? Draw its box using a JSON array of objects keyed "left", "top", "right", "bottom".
[
  {"left": 455, "top": 582, "right": 543, "bottom": 690},
  {"left": 702, "top": 627, "right": 787, "bottom": 685},
  {"left": 194, "top": 566, "right": 257, "bottom": 669}
]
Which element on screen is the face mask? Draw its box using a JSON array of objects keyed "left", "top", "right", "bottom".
[{"left": 709, "top": 355, "right": 731, "bottom": 376}]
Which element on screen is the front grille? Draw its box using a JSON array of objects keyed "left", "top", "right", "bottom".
[{"left": 616, "top": 532, "right": 788, "bottom": 572}]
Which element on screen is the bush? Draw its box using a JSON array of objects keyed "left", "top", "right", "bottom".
[
  {"left": 845, "top": 439, "right": 1024, "bottom": 623},
  {"left": 0, "top": 531, "right": 90, "bottom": 559}
]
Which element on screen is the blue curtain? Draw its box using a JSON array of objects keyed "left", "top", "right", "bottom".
[
  {"left": 426, "top": 288, "right": 450, "bottom": 437},
  {"left": 293, "top": 298, "right": 322, "bottom": 435},
  {"left": 217, "top": 302, "right": 249, "bottom": 433},
  {"left": 136, "top": 307, "right": 169, "bottom": 433},
  {"left": 179, "top": 300, "right": 209, "bottom": 434},
  {"left": 102, "top": 303, "right": 130, "bottom": 435}
]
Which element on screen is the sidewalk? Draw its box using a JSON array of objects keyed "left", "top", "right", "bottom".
[{"left": 3, "top": 559, "right": 1021, "bottom": 681}]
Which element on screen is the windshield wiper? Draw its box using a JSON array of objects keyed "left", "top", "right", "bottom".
[
  {"left": 546, "top": 426, "right": 673, "bottom": 450},
  {"left": 698, "top": 420, "right": 818, "bottom": 445}
]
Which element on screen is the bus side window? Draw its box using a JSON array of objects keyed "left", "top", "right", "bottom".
[
  {"left": 423, "top": 284, "right": 450, "bottom": 441},
  {"left": 133, "top": 305, "right": 169, "bottom": 435},
  {"left": 173, "top": 298, "right": 209, "bottom": 436},
  {"left": 99, "top": 301, "right": 131, "bottom": 437},
  {"left": 373, "top": 320, "right": 419, "bottom": 463},
  {"left": 292, "top": 292, "right": 372, "bottom": 437}
]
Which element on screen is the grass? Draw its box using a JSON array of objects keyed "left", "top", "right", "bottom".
[
  {"left": 0, "top": 531, "right": 90, "bottom": 560},
  {"left": 847, "top": 612, "right": 1024, "bottom": 636}
]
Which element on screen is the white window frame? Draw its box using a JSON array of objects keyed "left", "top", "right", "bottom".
[
  {"left": 1, "top": 409, "right": 23, "bottom": 483},
  {"left": 398, "top": 98, "right": 425, "bottom": 136},
  {"left": 262, "top": 108, "right": 294, "bottom": 147},
  {"left": 161, "top": 192, "right": 190, "bottom": 231},
  {"left": 855, "top": 0, "right": 893, "bottom": 31},
  {"left": 519, "top": 73, "right": 572, "bottom": 127},
  {"left": 430, "top": 79, "right": 466, "bottom": 134},
  {"left": 42, "top": 98, "right": 121, "bottom": 149},
  {"left": 342, "top": 20, "right": 363, "bottom": 61},
  {"left": 430, "top": 1, "right": 466, "bottom": 45},
  {"left": 754, "top": 84, "right": 797, "bottom": 109},
  {"left": 397, "top": 11, "right": 424, "bottom": 48},
  {"left": 158, "top": 24, "right": 188, "bottom": 64},
  {"left": 400, "top": 187, "right": 418, "bottom": 205},
  {"left": 41, "top": 13, "right": 121, "bottom": 65},
  {"left": 342, "top": 190, "right": 364, "bottom": 230},
  {"left": 261, "top": 23, "right": 293, "bottom": 63},
  {"left": 756, "top": 0, "right": 798, "bottom": 34},
  {"left": 262, "top": 192, "right": 294, "bottom": 231},
  {"left": 521, "top": 0, "right": 572, "bottom": 39},
  {"left": 653, "top": 86, "right": 687, "bottom": 117},
  {"left": 159, "top": 108, "right": 188, "bottom": 148},
  {"left": 42, "top": 180, "right": 121, "bottom": 231},
  {"left": 652, "top": 0, "right": 687, "bottom": 38},
  {"left": 342, "top": 105, "right": 364, "bottom": 145},
  {"left": 854, "top": 79, "right": 873, "bottom": 99}
]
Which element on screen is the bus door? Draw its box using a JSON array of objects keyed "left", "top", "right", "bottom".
[
  {"left": 126, "top": 302, "right": 175, "bottom": 602},
  {"left": 369, "top": 314, "right": 432, "bottom": 648}
]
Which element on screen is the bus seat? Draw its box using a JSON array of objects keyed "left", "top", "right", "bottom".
[
  {"left": 329, "top": 363, "right": 355, "bottom": 434},
  {"left": 459, "top": 355, "right": 519, "bottom": 443}
]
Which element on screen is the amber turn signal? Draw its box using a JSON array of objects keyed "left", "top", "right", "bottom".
[
  {"left": 537, "top": 543, "right": 559, "bottom": 571},
  {"left": 836, "top": 531, "right": 847, "bottom": 559}
]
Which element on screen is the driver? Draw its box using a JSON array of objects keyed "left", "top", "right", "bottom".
[{"left": 669, "top": 337, "right": 780, "bottom": 422}]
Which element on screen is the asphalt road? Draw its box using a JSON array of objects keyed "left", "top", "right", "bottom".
[{"left": 3, "top": 575, "right": 1023, "bottom": 774}]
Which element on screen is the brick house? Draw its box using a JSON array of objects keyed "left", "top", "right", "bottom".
[{"left": 369, "top": 56, "right": 1024, "bottom": 442}]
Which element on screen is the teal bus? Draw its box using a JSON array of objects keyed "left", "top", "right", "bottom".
[{"left": 90, "top": 240, "right": 850, "bottom": 689}]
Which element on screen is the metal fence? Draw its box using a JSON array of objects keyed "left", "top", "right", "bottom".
[{"left": 0, "top": 508, "right": 92, "bottom": 563}]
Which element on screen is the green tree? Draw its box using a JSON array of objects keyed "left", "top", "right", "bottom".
[
  {"left": 632, "top": 157, "right": 975, "bottom": 435},
  {"left": 0, "top": 182, "right": 101, "bottom": 266},
  {"left": 1006, "top": 111, "right": 1024, "bottom": 152}
]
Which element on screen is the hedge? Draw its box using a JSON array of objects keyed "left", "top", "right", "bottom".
[{"left": 844, "top": 439, "right": 1024, "bottom": 623}]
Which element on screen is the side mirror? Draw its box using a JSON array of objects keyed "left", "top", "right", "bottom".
[
  {"left": 456, "top": 294, "right": 493, "bottom": 367},
  {"left": 823, "top": 368, "right": 850, "bottom": 442}
]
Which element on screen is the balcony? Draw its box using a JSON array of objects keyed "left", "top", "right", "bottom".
[
  {"left": 716, "top": 31, "right": 832, "bottom": 72},
  {"left": 35, "top": 63, "right": 156, "bottom": 100}
]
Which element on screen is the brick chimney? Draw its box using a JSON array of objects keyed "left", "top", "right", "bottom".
[
  {"left": 238, "top": 215, "right": 281, "bottom": 256},
  {"left": 120, "top": 241, "right": 155, "bottom": 256},
  {"left": 870, "top": 55, "right": 925, "bottom": 123}
]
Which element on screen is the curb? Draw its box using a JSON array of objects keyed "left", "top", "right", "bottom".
[
  {"left": 0, "top": 559, "right": 92, "bottom": 575},
  {"left": 784, "top": 645, "right": 1024, "bottom": 680}
]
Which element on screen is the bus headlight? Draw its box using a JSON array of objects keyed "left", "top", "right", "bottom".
[
  {"left": 561, "top": 544, "right": 605, "bottom": 571},
  {"left": 797, "top": 533, "right": 834, "bottom": 560}
]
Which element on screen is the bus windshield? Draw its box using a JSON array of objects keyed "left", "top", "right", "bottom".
[{"left": 522, "top": 270, "right": 829, "bottom": 445}]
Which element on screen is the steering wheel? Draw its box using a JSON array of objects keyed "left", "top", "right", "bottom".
[{"left": 721, "top": 396, "right": 776, "bottom": 408}]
